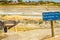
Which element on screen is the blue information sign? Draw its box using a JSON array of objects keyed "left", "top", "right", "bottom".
[{"left": 42, "top": 12, "right": 60, "bottom": 21}]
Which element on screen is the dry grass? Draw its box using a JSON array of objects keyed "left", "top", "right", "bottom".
[{"left": 0, "top": 33, "right": 7, "bottom": 40}]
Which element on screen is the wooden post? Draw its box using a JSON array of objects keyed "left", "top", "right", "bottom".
[{"left": 51, "top": 21, "right": 54, "bottom": 37}]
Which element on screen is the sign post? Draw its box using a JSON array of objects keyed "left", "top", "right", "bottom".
[
  {"left": 42, "top": 12, "right": 60, "bottom": 37},
  {"left": 51, "top": 21, "right": 54, "bottom": 37}
]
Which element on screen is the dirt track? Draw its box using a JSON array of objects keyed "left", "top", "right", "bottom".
[
  {"left": 0, "top": 5, "right": 60, "bottom": 15},
  {"left": 1, "top": 28, "right": 60, "bottom": 40}
]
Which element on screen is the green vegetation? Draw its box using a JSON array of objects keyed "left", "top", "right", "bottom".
[
  {"left": 4, "top": 0, "right": 8, "bottom": 4},
  {"left": 18, "top": 0, "right": 22, "bottom": 2},
  {"left": 0, "top": 0, "right": 60, "bottom": 6}
]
